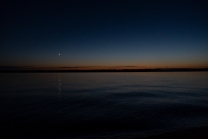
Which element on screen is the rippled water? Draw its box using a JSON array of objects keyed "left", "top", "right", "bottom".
[{"left": 0, "top": 72, "right": 208, "bottom": 138}]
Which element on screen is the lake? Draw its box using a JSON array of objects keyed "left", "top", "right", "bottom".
[{"left": 0, "top": 72, "right": 208, "bottom": 138}]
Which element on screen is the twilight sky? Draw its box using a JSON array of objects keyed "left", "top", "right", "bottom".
[{"left": 1, "top": 0, "right": 208, "bottom": 69}]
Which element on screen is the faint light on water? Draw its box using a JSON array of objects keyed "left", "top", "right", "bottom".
[{"left": 58, "top": 73, "right": 62, "bottom": 95}]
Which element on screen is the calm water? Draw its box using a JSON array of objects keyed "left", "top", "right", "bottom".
[{"left": 0, "top": 72, "right": 208, "bottom": 138}]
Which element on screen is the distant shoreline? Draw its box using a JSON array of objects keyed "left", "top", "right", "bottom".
[{"left": 1, "top": 68, "right": 208, "bottom": 73}]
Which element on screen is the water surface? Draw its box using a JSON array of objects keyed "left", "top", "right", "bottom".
[{"left": 0, "top": 72, "right": 208, "bottom": 138}]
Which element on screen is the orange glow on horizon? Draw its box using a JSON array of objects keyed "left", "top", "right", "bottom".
[{"left": 2, "top": 65, "right": 207, "bottom": 71}]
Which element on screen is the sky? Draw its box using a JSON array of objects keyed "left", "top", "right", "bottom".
[{"left": 1, "top": 0, "right": 208, "bottom": 69}]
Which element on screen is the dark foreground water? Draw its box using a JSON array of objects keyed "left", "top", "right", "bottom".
[{"left": 0, "top": 72, "right": 208, "bottom": 138}]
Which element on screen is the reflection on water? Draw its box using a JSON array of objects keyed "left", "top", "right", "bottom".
[
  {"left": 0, "top": 72, "right": 208, "bottom": 138},
  {"left": 58, "top": 73, "right": 61, "bottom": 95}
]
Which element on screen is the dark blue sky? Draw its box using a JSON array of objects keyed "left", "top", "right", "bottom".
[{"left": 1, "top": 0, "right": 208, "bottom": 68}]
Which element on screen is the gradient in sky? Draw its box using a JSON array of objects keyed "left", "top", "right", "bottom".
[{"left": 1, "top": 0, "right": 208, "bottom": 69}]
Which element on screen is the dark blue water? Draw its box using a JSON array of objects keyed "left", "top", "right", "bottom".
[{"left": 0, "top": 72, "right": 208, "bottom": 138}]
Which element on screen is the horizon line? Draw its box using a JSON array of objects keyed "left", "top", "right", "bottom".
[{"left": 1, "top": 67, "right": 208, "bottom": 73}]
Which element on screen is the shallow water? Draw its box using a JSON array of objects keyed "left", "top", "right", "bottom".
[{"left": 0, "top": 72, "right": 208, "bottom": 138}]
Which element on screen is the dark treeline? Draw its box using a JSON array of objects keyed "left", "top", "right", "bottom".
[{"left": 1, "top": 68, "right": 208, "bottom": 73}]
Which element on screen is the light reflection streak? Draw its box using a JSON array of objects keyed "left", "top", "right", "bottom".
[{"left": 58, "top": 73, "right": 61, "bottom": 95}]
